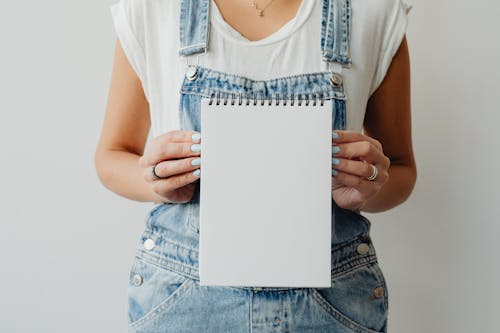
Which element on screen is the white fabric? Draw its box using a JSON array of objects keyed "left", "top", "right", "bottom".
[{"left": 109, "top": 0, "right": 413, "bottom": 139}]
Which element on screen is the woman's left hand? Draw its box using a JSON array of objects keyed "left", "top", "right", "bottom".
[{"left": 331, "top": 130, "right": 391, "bottom": 212}]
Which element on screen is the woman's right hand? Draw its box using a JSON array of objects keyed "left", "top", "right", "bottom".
[{"left": 138, "top": 130, "right": 202, "bottom": 203}]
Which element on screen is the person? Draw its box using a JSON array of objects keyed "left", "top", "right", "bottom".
[{"left": 94, "top": 0, "right": 417, "bottom": 331}]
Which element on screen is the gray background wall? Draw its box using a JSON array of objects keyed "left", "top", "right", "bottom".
[{"left": 1, "top": 0, "right": 499, "bottom": 332}]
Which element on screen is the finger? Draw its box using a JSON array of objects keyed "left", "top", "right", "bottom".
[
  {"left": 139, "top": 131, "right": 202, "bottom": 167},
  {"left": 151, "top": 168, "right": 201, "bottom": 195},
  {"left": 332, "top": 141, "right": 382, "bottom": 164},
  {"left": 332, "top": 158, "right": 387, "bottom": 182},
  {"left": 333, "top": 158, "right": 389, "bottom": 184},
  {"left": 332, "top": 170, "right": 380, "bottom": 198},
  {"left": 332, "top": 130, "right": 383, "bottom": 152},
  {"left": 161, "top": 129, "right": 201, "bottom": 144},
  {"left": 144, "top": 156, "right": 201, "bottom": 181}
]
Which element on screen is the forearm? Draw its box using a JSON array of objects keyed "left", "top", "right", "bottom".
[
  {"left": 95, "top": 149, "right": 165, "bottom": 204},
  {"left": 359, "top": 163, "right": 416, "bottom": 213}
]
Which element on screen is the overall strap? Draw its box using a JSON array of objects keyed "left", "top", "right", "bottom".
[
  {"left": 321, "top": 0, "right": 352, "bottom": 67},
  {"left": 178, "top": 0, "right": 210, "bottom": 57},
  {"left": 178, "top": 0, "right": 352, "bottom": 66}
]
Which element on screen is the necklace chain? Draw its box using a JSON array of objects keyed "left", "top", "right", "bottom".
[{"left": 248, "top": 0, "right": 276, "bottom": 17}]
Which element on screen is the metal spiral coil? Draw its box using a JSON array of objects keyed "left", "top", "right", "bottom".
[{"left": 208, "top": 91, "right": 325, "bottom": 106}]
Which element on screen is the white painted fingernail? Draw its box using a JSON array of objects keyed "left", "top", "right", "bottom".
[{"left": 192, "top": 133, "right": 201, "bottom": 142}]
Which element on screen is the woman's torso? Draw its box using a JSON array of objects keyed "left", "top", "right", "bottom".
[
  {"left": 120, "top": 0, "right": 408, "bottom": 142},
  {"left": 111, "top": 1, "right": 411, "bottom": 331}
]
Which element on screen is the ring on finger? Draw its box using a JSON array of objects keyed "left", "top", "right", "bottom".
[
  {"left": 152, "top": 163, "right": 167, "bottom": 180},
  {"left": 366, "top": 163, "right": 378, "bottom": 181}
]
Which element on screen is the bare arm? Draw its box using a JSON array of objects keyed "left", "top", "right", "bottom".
[
  {"left": 94, "top": 39, "right": 163, "bottom": 203},
  {"left": 361, "top": 36, "right": 417, "bottom": 212},
  {"left": 95, "top": 39, "right": 202, "bottom": 204},
  {"left": 330, "top": 36, "right": 416, "bottom": 213}
]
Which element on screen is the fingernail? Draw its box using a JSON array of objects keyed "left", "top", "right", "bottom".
[
  {"left": 191, "top": 158, "right": 201, "bottom": 166},
  {"left": 332, "top": 158, "right": 340, "bottom": 165},
  {"left": 332, "top": 146, "right": 340, "bottom": 154},
  {"left": 331, "top": 169, "right": 338, "bottom": 176},
  {"left": 332, "top": 132, "right": 339, "bottom": 139},
  {"left": 193, "top": 169, "right": 201, "bottom": 177},
  {"left": 191, "top": 144, "right": 201, "bottom": 152},
  {"left": 192, "top": 133, "right": 201, "bottom": 142}
]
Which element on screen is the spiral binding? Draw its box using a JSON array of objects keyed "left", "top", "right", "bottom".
[{"left": 208, "top": 91, "right": 325, "bottom": 106}]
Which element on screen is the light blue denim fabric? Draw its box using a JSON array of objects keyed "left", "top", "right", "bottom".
[{"left": 127, "top": 0, "right": 389, "bottom": 332}]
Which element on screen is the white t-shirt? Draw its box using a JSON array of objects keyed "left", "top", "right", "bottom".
[{"left": 109, "top": 0, "right": 413, "bottom": 139}]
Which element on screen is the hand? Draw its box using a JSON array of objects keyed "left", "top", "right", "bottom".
[
  {"left": 331, "top": 130, "right": 390, "bottom": 212},
  {"left": 138, "top": 130, "right": 202, "bottom": 203}
]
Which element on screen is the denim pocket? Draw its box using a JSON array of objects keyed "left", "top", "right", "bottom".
[
  {"left": 127, "top": 255, "right": 193, "bottom": 330},
  {"left": 309, "top": 262, "right": 388, "bottom": 333}
]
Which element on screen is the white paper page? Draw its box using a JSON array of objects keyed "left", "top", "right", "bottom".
[{"left": 199, "top": 98, "right": 333, "bottom": 287}]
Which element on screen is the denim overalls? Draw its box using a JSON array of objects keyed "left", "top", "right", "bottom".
[{"left": 127, "top": 1, "right": 389, "bottom": 332}]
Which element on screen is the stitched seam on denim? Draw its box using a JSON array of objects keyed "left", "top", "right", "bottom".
[
  {"left": 331, "top": 233, "right": 371, "bottom": 251},
  {"left": 136, "top": 241, "right": 198, "bottom": 268},
  {"left": 178, "top": 0, "right": 188, "bottom": 50},
  {"left": 331, "top": 234, "right": 372, "bottom": 252},
  {"left": 310, "top": 288, "right": 382, "bottom": 333},
  {"left": 178, "top": 66, "right": 347, "bottom": 100},
  {"left": 183, "top": 65, "right": 346, "bottom": 84},
  {"left": 186, "top": 202, "right": 198, "bottom": 234},
  {"left": 320, "top": 0, "right": 327, "bottom": 53},
  {"left": 133, "top": 254, "right": 193, "bottom": 281},
  {"left": 323, "top": 0, "right": 332, "bottom": 59},
  {"left": 142, "top": 230, "right": 199, "bottom": 254},
  {"left": 137, "top": 249, "right": 199, "bottom": 280},
  {"left": 333, "top": 252, "right": 376, "bottom": 269},
  {"left": 180, "top": 85, "right": 346, "bottom": 100},
  {"left": 321, "top": 0, "right": 352, "bottom": 65},
  {"left": 322, "top": 52, "right": 351, "bottom": 63},
  {"left": 344, "top": 0, "right": 352, "bottom": 61},
  {"left": 372, "top": 264, "right": 389, "bottom": 311},
  {"left": 335, "top": 0, "right": 343, "bottom": 57},
  {"left": 203, "top": 0, "right": 210, "bottom": 51},
  {"left": 331, "top": 256, "right": 378, "bottom": 279},
  {"left": 179, "top": 42, "right": 207, "bottom": 51},
  {"left": 128, "top": 278, "right": 193, "bottom": 329},
  {"left": 249, "top": 291, "right": 253, "bottom": 332},
  {"left": 180, "top": 88, "right": 346, "bottom": 101},
  {"left": 179, "top": 45, "right": 207, "bottom": 56}
]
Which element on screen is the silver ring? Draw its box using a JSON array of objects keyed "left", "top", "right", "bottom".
[
  {"left": 152, "top": 163, "right": 166, "bottom": 180},
  {"left": 366, "top": 163, "right": 378, "bottom": 181}
]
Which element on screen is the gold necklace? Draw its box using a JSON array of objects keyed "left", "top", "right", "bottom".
[{"left": 248, "top": 0, "right": 276, "bottom": 17}]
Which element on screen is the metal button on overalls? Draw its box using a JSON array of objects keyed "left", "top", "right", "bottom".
[
  {"left": 133, "top": 274, "right": 143, "bottom": 286},
  {"left": 374, "top": 286, "right": 384, "bottom": 298},
  {"left": 143, "top": 238, "right": 155, "bottom": 251},
  {"left": 186, "top": 65, "right": 198, "bottom": 81},
  {"left": 356, "top": 242, "right": 370, "bottom": 255},
  {"left": 330, "top": 73, "right": 343, "bottom": 87}
]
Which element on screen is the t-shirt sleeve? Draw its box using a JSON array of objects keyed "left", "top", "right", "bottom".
[
  {"left": 369, "top": 0, "right": 413, "bottom": 96},
  {"left": 109, "top": 0, "right": 148, "bottom": 90}
]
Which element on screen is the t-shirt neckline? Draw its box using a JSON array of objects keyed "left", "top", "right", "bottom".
[{"left": 209, "top": 0, "right": 315, "bottom": 46}]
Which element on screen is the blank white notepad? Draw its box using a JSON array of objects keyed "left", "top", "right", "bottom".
[{"left": 199, "top": 97, "right": 333, "bottom": 288}]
